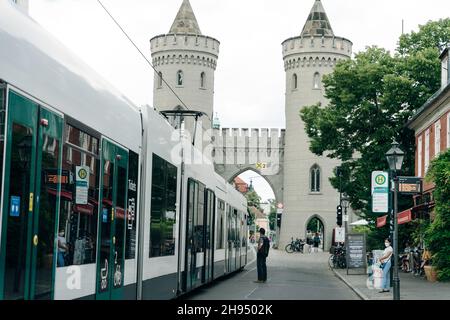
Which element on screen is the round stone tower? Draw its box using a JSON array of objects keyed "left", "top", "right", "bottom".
[
  {"left": 279, "top": 0, "right": 353, "bottom": 250},
  {"left": 150, "top": 0, "right": 219, "bottom": 133}
]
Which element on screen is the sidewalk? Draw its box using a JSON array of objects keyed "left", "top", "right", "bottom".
[{"left": 332, "top": 266, "right": 450, "bottom": 300}]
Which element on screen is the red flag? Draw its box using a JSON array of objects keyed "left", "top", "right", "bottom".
[
  {"left": 377, "top": 215, "right": 387, "bottom": 228},
  {"left": 398, "top": 209, "right": 412, "bottom": 225}
]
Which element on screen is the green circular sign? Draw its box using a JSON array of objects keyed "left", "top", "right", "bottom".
[
  {"left": 375, "top": 174, "right": 386, "bottom": 185},
  {"left": 78, "top": 168, "right": 88, "bottom": 180}
]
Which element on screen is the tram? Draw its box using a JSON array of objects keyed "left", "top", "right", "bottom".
[{"left": 0, "top": 1, "right": 248, "bottom": 300}]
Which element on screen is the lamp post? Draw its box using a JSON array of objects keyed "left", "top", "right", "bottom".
[
  {"left": 341, "top": 195, "right": 350, "bottom": 239},
  {"left": 385, "top": 140, "right": 405, "bottom": 301}
]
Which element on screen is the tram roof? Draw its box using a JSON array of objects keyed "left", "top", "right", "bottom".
[{"left": 0, "top": 1, "right": 142, "bottom": 152}]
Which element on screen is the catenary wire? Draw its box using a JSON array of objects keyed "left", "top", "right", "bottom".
[{"left": 96, "top": 0, "right": 213, "bottom": 130}]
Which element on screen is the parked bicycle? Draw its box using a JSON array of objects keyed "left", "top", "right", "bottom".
[
  {"left": 328, "top": 244, "right": 346, "bottom": 269},
  {"left": 285, "top": 237, "right": 305, "bottom": 253}
]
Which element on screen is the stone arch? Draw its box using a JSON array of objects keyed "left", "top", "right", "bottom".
[
  {"left": 228, "top": 167, "right": 281, "bottom": 205},
  {"left": 305, "top": 214, "right": 326, "bottom": 250}
]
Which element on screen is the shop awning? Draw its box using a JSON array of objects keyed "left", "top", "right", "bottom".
[{"left": 376, "top": 209, "right": 413, "bottom": 228}]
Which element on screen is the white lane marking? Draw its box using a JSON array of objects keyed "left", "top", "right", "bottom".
[
  {"left": 245, "top": 286, "right": 258, "bottom": 299},
  {"left": 246, "top": 245, "right": 257, "bottom": 266},
  {"left": 242, "top": 267, "right": 256, "bottom": 277}
]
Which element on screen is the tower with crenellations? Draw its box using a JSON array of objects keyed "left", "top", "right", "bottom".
[
  {"left": 150, "top": 0, "right": 219, "bottom": 134},
  {"left": 279, "top": 0, "right": 353, "bottom": 250}
]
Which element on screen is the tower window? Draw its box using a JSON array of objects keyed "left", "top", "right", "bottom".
[
  {"left": 157, "top": 72, "right": 163, "bottom": 88},
  {"left": 293, "top": 73, "right": 298, "bottom": 90},
  {"left": 177, "top": 70, "right": 183, "bottom": 86},
  {"left": 310, "top": 164, "right": 321, "bottom": 192},
  {"left": 313, "top": 72, "right": 320, "bottom": 89},
  {"left": 200, "top": 72, "right": 206, "bottom": 88}
]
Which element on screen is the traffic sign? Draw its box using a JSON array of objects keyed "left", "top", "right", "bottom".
[
  {"left": 372, "top": 171, "right": 389, "bottom": 214},
  {"left": 256, "top": 162, "right": 267, "bottom": 170}
]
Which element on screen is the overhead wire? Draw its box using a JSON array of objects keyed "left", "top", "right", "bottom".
[{"left": 96, "top": 0, "right": 213, "bottom": 131}]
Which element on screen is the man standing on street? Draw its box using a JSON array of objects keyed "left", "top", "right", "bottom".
[{"left": 255, "top": 228, "right": 269, "bottom": 283}]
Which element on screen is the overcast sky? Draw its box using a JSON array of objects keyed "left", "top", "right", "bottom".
[{"left": 28, "top": 0, "right": 449, "bottom": 201}]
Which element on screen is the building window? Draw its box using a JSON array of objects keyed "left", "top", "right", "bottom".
[
  {"left": 293, "top": 73, "right": 298, "bottom": 90},
  {"left": 157, "top": 72, "right": 163, "bottom": 88},
  {"left": 313, "top": 72, "right": 320, "bottom": 89},
  {"left": 425, "top": 129, "right": 430, "bottom": 173},
  {"left": 418, "top": 135, "right": 423, "bottom": 177},
  {"left": 200, "top": 72, "right": 206, "bottom": 88},
  {"left": 310, "top": 164, "right": 321, "bottom": 192},
  {"left": 435, "top": 121, "right": 441, "bottom": 156},
  {"left": 176, "top": 70, "right": 183, "bottom": 86},
  {"left": 149, "top": 154, "right": 178, "bottom": 258}
]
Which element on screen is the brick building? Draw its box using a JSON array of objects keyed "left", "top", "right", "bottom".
[{"left": 407, "top": 47, "right": 450, "bottom": 218}]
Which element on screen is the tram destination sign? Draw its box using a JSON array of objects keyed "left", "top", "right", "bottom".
[{"left": 398, "top": 176, "right": 422, "bottom": 194}]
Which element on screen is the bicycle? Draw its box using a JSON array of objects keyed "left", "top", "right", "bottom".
[
  {"left": 285, "top": 237, "right": 305, "bottom": 253},
  {"left": 328, "top": 244, "right": 346, "bottom": 269}
]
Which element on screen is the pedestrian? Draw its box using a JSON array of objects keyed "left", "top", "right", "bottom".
[
  {"left": 255, "top": 228, "right": 269, "bottom": 283},
  {"left": 313, "top": 232, "right": 320, "bottom": 253},
  {"left": 378, "top": 238, "right": 393, "bottom": 293},
  {"left": 306, "top": 230, "right": 312, "bottom": 245},
  {"left": 57, "top": 229, "right": 69, "bottom": 267}
]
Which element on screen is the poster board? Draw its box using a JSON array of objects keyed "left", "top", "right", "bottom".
[{"left": 346, "top": 233, "right": 367, "bottom": 275}]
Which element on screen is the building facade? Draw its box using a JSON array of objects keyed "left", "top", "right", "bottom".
[
  {"left": 151, "top": 0, "right": 354, "bottom": 251},
  {"left": 407, "top": 47, "right": 450, "bottom": 218},
  {"left": 279, "top": 0, "right": 352, "bottom": 249}
]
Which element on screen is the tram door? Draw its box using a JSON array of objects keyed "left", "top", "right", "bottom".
[
  {"left": 227, "top": 206, "right": 235, "bottom": 273},
  {"left": 95, "top": 139, "right": 128, "bottom": 300},
  {"left": 204, "top": 189, "right": 215, "bottom": 283},
  {"left": 184, "top": 179, "right": 205, "bottom": 291},
  {"left": 0, "top": 90, "right": 63, "bottom": 300},
  {"left": 234, "top": 209, "right": 239, "bottom": 271}
]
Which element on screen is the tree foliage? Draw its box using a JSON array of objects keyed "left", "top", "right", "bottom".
[
  {"left": 424, "top": 149, "right": 450, "bottom": 281},
  {"left": 299, "top": 19, "right": 448, "bottom": 247}
]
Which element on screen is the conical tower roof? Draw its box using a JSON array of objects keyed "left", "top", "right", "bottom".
[
  {"left": 301, "top": 0, "right": 334, "bottom": 37},
  {"left": 169, "top": 0, "right": 202, "bottom": 35}
]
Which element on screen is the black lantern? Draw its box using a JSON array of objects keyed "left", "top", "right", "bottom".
[{"left": 385, "top": 141, "right": 405, "bottom": 172}]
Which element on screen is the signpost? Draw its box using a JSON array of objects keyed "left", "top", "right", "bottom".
[
  {"left": 334, "top": 227, "right": 345, "bottom": 243},
  {"left": 372, "top": 171, "right": 389, "bottom": 214},
  {"left": 398, "top": 176, "right": 422, "bottom": 194},
  {"left": 75, "top": 166, "right": 89, "bottom": 204},
  {"left": 346, "top": 233, "right": 367, "bottom": 275}
]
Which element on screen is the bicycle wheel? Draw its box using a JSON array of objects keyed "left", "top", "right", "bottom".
[
  {"left": 328, "top": 255, "right": 334, "bottom": 268},
  {"left": 285, "top": 244, "right": 294, "bottom": 253}
]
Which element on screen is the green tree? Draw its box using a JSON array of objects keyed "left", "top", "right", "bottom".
[
  {"left": 299, "top": 19, "right": 448, "bottom": 249},
  {"left": 245, "top": 190, "right": 262, "bottom": 210},
  {"left": 268, "top": 199, "right": 276, "bottom": 230},
  {"left": 424, "top": 149, "right": 450, "bottom": 281}
]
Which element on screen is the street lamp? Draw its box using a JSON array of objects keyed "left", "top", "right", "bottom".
[
  {"left": 341, "top": 195, "right": 350, "bottom": 238},
  {"left": 385, "top": 140, "right": 405, "bottom": 301}
]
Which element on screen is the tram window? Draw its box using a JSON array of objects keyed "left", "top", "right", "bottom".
[
  {"left": 57, "top": 125, "right": 100, "bottom": 267},
  {"left": 150, "top": 154, "right": 177, "bottom": 257},
  {"left": 0, "top": 87, "right": 5, "bottom": 202},
  {"left": 216, "top": 199, "right": 225, "bottom": 249},
  {"left": 125, "top": 151, "right": 139, "bottom": 259}
]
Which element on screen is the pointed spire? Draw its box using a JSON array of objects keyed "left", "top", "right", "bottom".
[
  {"left": 301, "top": 0, "right": 334, "bottom": 37},
  {"left": 169, "top": 0, "right": 202, "bottom": 35}
]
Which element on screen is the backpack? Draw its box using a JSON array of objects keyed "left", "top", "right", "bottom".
[{"left": 261, "top": 236, "right": 270, "bottom": 257}]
